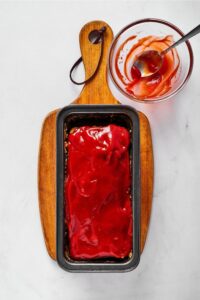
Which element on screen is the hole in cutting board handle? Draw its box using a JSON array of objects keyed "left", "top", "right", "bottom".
[{"left": 88, "top": 27, "right": 106, "bottom": 44}]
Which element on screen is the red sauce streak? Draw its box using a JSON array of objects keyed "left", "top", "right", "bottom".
[
  {"left": 65, "top": 125, "right": 132, "bottom": 260},
  {"left": 115, "top": 35, "right": 137, "bottom": 85},
  {"left": 115, "top": 35, "right": 180, "bottom": 100}
]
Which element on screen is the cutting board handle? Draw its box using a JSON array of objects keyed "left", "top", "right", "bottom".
[{"left": 74, "top": 20, "right": 118, "bottom": 104}]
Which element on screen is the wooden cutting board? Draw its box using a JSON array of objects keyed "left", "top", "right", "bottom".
[{"left": 38, "top": 20, "right": 154, "bottom": 260}]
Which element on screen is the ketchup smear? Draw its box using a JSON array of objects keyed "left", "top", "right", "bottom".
[
  {"left": 65, "top": 125, "right": 132, "bottom": 260},
  {"left": 115, "top": 35, "right": 180, "bottom": 100}
]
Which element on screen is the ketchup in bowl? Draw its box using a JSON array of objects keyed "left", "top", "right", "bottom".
[{"left": 115, "top": 35, "right": 180, "bottom": 100}]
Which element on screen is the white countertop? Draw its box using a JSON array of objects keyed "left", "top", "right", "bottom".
[{"left": 0, "top": 1, "right": 200, "bottom": 299}]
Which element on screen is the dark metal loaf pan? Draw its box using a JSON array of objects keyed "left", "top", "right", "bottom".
[{"left": 56, "top": 105, "right": 140, "bottom": 272}]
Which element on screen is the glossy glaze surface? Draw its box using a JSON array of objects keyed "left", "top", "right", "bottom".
[{"left": 65, "top": 124, "right": 132, "bottom": 260}]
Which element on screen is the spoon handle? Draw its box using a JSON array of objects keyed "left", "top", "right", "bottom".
[{"left": 162, "top": 24, "right": 200, "bottom": 55}]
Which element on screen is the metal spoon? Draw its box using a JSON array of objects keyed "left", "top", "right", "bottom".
[{"left": 133, "top": 24, "right": 200, "bottom": 78}]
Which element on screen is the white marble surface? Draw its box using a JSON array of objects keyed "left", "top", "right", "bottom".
[{"left": 0, "top": 1, "right": 200, "bottom": 299}]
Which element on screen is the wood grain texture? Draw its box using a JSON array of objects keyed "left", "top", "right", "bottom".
[
  {"left": 74, "top": 20, "right": 118, "bottom": 105},
  {"left": 138, "top": 112, "right": 154, "bottom": 252},
  {"left": 38, "top": 109, "right": 58, "bottom": 259},
  {"left": 38, "top": 21, "right": 153, "bottom": 260}
]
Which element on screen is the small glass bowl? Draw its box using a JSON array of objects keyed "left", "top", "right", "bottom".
[{"left": 108, "top": 18, "right": 194, "bottom": 103}]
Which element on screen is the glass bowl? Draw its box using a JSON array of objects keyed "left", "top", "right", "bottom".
[{"left": 108, "top": 18, "right": 194, "bottom": 103}]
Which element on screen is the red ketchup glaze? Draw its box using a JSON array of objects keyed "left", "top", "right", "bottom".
[
  {"left": 65, "top": 125, "right": 132, "bottom": 260},
  {"left": 131, "top": 65, "right": 141, "bottom": 82},
  {"left": 115, "top": 35, "right": 180, "bottom": 100}
]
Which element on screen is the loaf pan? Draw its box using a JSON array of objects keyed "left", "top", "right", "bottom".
[{"left": 56, "top": 105, "right": 140, "bottom": 272}]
